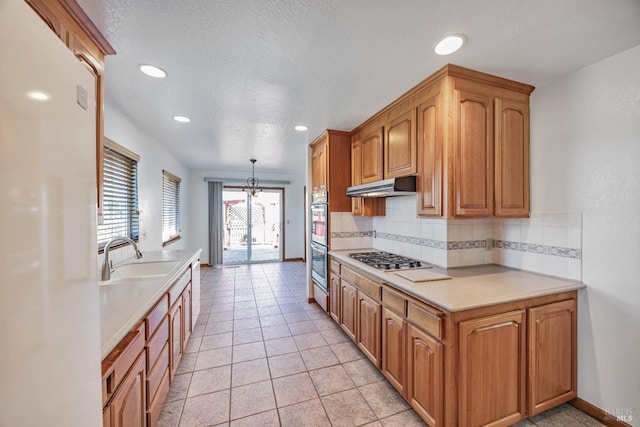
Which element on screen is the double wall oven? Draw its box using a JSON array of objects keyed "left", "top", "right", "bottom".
[{"left": 310, "top": 192, "right": 328, "bottom": 292}]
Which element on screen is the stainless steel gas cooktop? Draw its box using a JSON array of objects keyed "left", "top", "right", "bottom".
[{"left": 348, "top": 251, "right": 432, "bottom": 271}]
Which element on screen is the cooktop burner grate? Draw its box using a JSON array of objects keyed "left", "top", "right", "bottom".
[{"left": 348, "top": 251, "right": 431, "bottom": 271}]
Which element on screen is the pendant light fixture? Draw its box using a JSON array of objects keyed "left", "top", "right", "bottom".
[{"left": 243, "top": 158, "right": 262, "bottom": 197}]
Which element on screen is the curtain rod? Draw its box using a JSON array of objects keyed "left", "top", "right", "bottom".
[{"left": 204, "top": 177, "right": 291, "bottom": 185}]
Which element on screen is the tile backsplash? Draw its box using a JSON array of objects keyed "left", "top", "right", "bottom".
[{"left": 330, "top": 195, "right": 583, "bottom": 281}]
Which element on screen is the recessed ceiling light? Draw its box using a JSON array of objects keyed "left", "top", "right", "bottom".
[
  {"left": 173, "top": 115, "right": 191, "bottom": 123},
  {"left": 434, "top": 35, "right": 466, "bottom": 55},
  {"left": 139, "top": 64, "right": 167, "bottom": 78},
  {"left": 28, "top": 91, "right": 49, "bottom": 101},
  {"left": 294, "top": 125, "right": 308, "bottom": 131}
]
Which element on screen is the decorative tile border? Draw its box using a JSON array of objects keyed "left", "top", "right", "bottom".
[
  {"left": 494, "top": 240, "right": 582, "bottom": 259},
  {"left": 331, "top": 231, "right": 374, "bottom": 238}
]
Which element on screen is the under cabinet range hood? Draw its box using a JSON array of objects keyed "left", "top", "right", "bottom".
[{"left": 346, "top": 176, "right": 416, "bottom": 197}]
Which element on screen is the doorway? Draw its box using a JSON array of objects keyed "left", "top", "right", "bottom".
[{"left": 222, "top": 188, "right": 283, "bottom": 264}]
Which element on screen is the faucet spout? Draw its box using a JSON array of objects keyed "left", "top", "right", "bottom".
[{"left": 101, "top": 236, "right": 143, "bottom": 281}]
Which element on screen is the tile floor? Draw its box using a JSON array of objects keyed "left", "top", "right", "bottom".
[{"left": 157, "top": 262, "right": 604, "bottom": 427}]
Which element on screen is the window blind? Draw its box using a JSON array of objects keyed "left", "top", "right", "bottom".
[
  {"left": 97, "top": 144, "right": 139, "bottom": 250},
  {"left": 162, "top": 170, "right": 181, "bottom": 245}
]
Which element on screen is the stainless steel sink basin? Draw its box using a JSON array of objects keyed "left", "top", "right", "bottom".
[{"left": 106, "top": 260, "right": 180, "bottom": 281}]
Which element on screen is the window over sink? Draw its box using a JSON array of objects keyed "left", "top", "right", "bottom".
[{"left": 162, "top": 169, "right": 181, "bottom": 246}]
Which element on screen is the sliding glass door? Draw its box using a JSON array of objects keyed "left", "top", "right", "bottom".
[{"left": 222, "top": 188, "right": 282, "bottom": 264}]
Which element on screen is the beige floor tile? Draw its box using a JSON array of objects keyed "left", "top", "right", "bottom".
[
  {"left": 187, "top": 365, "right": 231, "bottom": 398},
  {"left": 272, "top": 372, "right": 318, "bottom": 407},
  {"left": 232, "top": 327, "right": 263, "bottom": 345},
  {"left": 229, "top": 409, "right": 280, "bottom": 427},
  {"left": 191, "top": 324, "right": 205, "bottom": 338},
  {"left": 362, "top": 422, "right": 384, "bottom": 427},
  {"left": 232, "top": 316, "right": 260, "bottom": 330},
  {"left": 321, "top": 388, "right": 377, "bottom": 427},
  {"left": 331, "top": 341, "right": 365, "bottom": 363},
  {"left": 230, "top": 380, "right": 276, "bottom": 420},
  {"left": 300, "top": 346, "right": 340, "bottom": 371},
  {"left": 293, "top": 332, "right": 328, "bottom": 350},
  {"left": 342, "top": 358, "right": 384, "bottom": 386},
  {"left": 279, "top": 303, "right": 305, "bottom": 313},
  {"left": 258, "top": 306, "right": 282, "bottom": 316},
  {"left": 232, "top": 341, "right": 266, "bottom": 363},
  {"left": 175, "top": 353, "right": 198, "bottom": 375},
  {"left": 309, "top": 365, "right": 356, "bottom": 396},
  {"left": 360, "top": 380, "right": 410, "bottom": 418},
  {"left": 278, "top": 398, "right": 331, "bottom": 427},
  {"left": 511, "top": 419, "right": 537, "bottom": 427},
  {"left": 200, "top": 332, "right": 232, "bottom": 351},
  {"left": 268, "top": 352, "right": 307, "bottom": 378},
  {"left": 319, "top": 328, "right": 350, "bottom": 344},
  {"left": 255, "top": 298, "right": 279, "bottom": 307},
  {"left": 233, "top": 301, "right": 257, "bottom": 310},
  {"left": 165, "top": 373, "right": 191, "bottom": 402},
  {"left": 258, "top": 313, "right": 286, "bottom": 326},
  {"left": 530, "top": 411, "right": 593, "bottom": 427},
  {"left": 179, "top": 390, "right": 230, "bottom": 426},
  {"left": 288, "top": 320, "right": 318, "bottom": 336},
  {"left": 379, "top": 408, "right": 427, "bottom": 426},
  {"left": 157, "top": 399, "right": 184, "bottom": 427},
  {"left": 208, "top": 310, "right": 234, "bottom": 323},
  {"left": 234, "top": 308, "right": 258, "bottom": 319},
  {"left": 205, "top": 320, "right": 234, "bottom": 335},
  {"left": 264, "top": 336, "right": 299, "bottom": 357},
  {"left": 184, "top": 336, "right": 202, "bottom": 354},
  {"left": 194, "top": 347, "right": 232, "bottom": 371},
  {"left": 231, "top": 358, "right": 270, "bottom": 387},
  {"left": 261, "top": 324, "right": 292, "bottom": 340},
  {"left": 312, "top": 317, "right": 339, "bottom": 331},
  {"left": 283, "top": 311, "right": 311, "bottom": 323}
]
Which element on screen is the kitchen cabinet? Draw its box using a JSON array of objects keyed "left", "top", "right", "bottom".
[
  {"left": 417, "top": 89, "right": 444, "bottom": 217},
  {"left": 329, "top": 271, "right": 341, "bottom": 323},
  {"left": 109, "top": 352, "right": 146, "bottom": 427},
  {"left": 169, "top": 295, "right": 183, "bottom": 377},
  {"left": 459, "top": 310, "right": 526, "bottom": 427},
  {"left": 350, "top": 134, "right": 385, "bottom": 216},
  {"left": 527, "top": 299, "right": 577, "bottom": 415},
  {"left": 309, "top": 130, "right": 352, "bottom": 213},
  {"left": 182, "top": 282, "right": 193, "bottom": 350},
  {"left": 360, "top": 127, "right": 384, "bottom": 184},
  {"left": 407, "top": 323, "right": 443, "bottom": 427},
  {"left": 339, "top": 280, "right": 358, "bottom": 341},
  {"left": 381, "top": 307, "right": 406, "bottom": 395},
  {"left": 311, "top": 137, "right": 327, "bottom": 194},
  {"left": 356, "top": 291, "right": 382, "bottom": 367},
  {"left": 384, "top": 109, "right": 417, "bottom": 178},
  {"left": 25, "top": 0, "right": 115, "bottom": 220}
]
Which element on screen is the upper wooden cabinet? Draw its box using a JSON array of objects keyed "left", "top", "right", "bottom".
[
  {"left": 350, "top": 133, "right": 385, "bottom": 217},
  {"left": 360, "top": 127, "right": 384, "bottom": 183},
  {"left": 25, "top": 0, "right": 115, "bottom": 220},
  {"left": 385, "top": 109, "right": 417, "bottom": 178},
  {"left": 309, "top": 130, "right": 351, "bottom": 213},
  {"left": 417, "top": 87, "right": 444, "bottom": 217}
]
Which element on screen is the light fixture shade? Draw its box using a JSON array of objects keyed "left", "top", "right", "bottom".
[
  {"left": 139, "top": 64, "right": 167, "bottom": 78},
  {"left": 294, "top": 125, "right": 308, "bottom": 131},
  {"left": 434, "top": 35, "right": 465, "bottom": 55},
  {"left": 173, "top": 115, "right": 191, "bottom": 123}
]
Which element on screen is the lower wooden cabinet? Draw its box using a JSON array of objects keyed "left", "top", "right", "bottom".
[
  {"left": 340, "top": 281, "right": 358, "bottom": 341},
  {"left": 169, "top": 297, "right": 183, "bottom": 377},
  {"left": 182, "top": 282, "right": 193, "bottom": 350},
  {"left": 407, "top": 324, "right": 443, "bottom": 427},
  {"left": 329, "top": 272, "right": 341, "bottom": 323},
  {"left": 459, "top": 310, "right": 526, "bottom": 427},
  {"left": 357, "top": 291, "right": 381, "bottom": 367},
  {"left": 109, "top": 352, "right": 146, "bottom": 427},
  {"left": 527, "top": 299, "right": 577, "bottom": 415},
  {"left": 381, "top": 307, "right": 406, "bottom": 395}
]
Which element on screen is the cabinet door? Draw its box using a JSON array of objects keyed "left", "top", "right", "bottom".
[
  {"left": 459, "top": 311, "right": 526, "bottom": 427},
  {"left": 340, "top": 281, "right": 357, "bottom": 341},
  {"left": 382, "top": 307, "right": 406, "bottom": 395},
  {"left": 169, "top": 299, "right": 183, "bottom": 378},
  {"left": 453, "top": 88, "right": 494, "bottom": 217},
  {"left": 385, "top": 109, "right": 417, "bottom": 178},
  {"left": 311, "top": 139, "right": 328, "bottom": 192},
  {"left": 528, "top": 299, "right": 577, "bottom": 415},
  {"left": 406, "top": 324, "right": 443, "bottom": 427},
  {"left": 357, "top": 291, "right": 381, "bottom": 367},
  {"left": 110, "top": 352, "right": 146, "bottom": 427},
  {"left": 417, "top": 91, "right": 443, "bottom": 217},
  {"left": 350, "top": 136, "right": 364, "bottom": 215},
  {"left": 361, "top": 127, "right": 384, "bottom": 183},
  {"left": 494, "top": 97, "right": 530, "bottom": 217},
  {"left": 329, "top": 273, "right": 341, "bottom": 323},
  {"left": 182, "top": 283, "right": 193, "bottom": 351}
]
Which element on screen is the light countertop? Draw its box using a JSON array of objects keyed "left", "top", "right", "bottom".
[
  {"left": 329, "top": 249, "right": 585, "bottom": 312},
  {"left": 99, "top": 249, "right": 202, "bottom": 359}
]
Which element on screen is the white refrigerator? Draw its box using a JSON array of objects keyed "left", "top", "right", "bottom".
[{"left": 0, "top": 1, "right": 102, "bottom": 426}]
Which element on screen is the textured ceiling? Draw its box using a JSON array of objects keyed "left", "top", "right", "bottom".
[{"left": 77, "top": 0, "right": 640, "bottom": 175}]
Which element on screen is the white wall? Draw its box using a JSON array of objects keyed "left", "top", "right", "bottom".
[
  {"left": 100, "top": 103, "right": 192, "bottom": 267},
  {"left": 189, "top": 169, "right": 305, "bottom": 264},
  {"left": 530, "top": 45, "right": 640, "bottom": 421}
]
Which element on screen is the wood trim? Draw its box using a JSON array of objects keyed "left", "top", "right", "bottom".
[
  {"left": 284, "top": 257, "right": 304, "bottom": 262},
  {"left": 104, "top": 137, "right": 140, "bottom": 162},
  {"left": 199, "top": 263, "right": 211, "bottom": 268},
  {"left": 59, "top": 0, "right": 116, "bottom": 55},
  {"left": 570, "top": 398, "right": 633, "bottom": 427}
]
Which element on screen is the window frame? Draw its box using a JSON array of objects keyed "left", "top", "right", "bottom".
[{"left": 162, "top": 169, "right": 182, "bottom": 246}]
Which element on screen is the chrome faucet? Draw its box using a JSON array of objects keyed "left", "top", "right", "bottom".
[{"left": 101, "top": 236, "right": 143, "bottom": 281}]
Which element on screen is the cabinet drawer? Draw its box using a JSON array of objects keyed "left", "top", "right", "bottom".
[
  {"left": 342, "top": 266, "right": 381, "bottom": 300},
  {"left": 147, "top": 315, "right": 169, "bottom": 369},
  {"left": 147, "top": 343, "right": 169, "bottom": 404},
  {"left": 169, "top": 267, "right": 191, "bottom": 306},
  {"left": 330, "top": 259, "right": 341, "bottom": 274},
  {"left": 145, "top": 294, "right": 169, "bottom": 339},
  {"left": 147, "top": 364, "right": 170, "bottom": 427},
  {"left": 407, "top": 301, "right": 443, "bottom": 341},
  {"left": 382, "top": 287, "right": 406, "bottom": 316},
  {"left": 102, "top": 322, "right": 145, "bottom": 406}
]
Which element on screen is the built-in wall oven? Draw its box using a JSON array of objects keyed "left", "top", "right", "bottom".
[{"left": 310, "top": 192, "right": 328, "bottom": 291}]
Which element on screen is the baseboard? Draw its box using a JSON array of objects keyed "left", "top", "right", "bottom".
[
  {"left": 284, "top": 257, "right": 304, "bottom": 262},
  {"left": 307, "top": 297, "right": 315, "bottom": 304},
  {"left": 200, "top": 263, "right": 210, "bottom": 267},
  {"left": 571, "top": 398, "right": 633, "bottom": 427}
]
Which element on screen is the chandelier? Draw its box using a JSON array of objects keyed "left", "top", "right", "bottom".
[{"left": 243, "top": 158, "right": 262, "bottom": 197}]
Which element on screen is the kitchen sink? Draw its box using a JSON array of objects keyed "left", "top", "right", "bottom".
[{"left": 108, "top": 260, "right": 180, "bottom": 280}]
